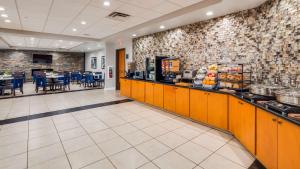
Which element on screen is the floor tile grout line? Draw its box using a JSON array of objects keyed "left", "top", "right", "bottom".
[
  {"left": 51, "top": 117, "right": 73, "bottom": 169},
  {"left": 94, "top": 109, "right": 207, "bottom": 169},
  {"left": 68, "top": 111, "right": 118, "bottom": 169}
]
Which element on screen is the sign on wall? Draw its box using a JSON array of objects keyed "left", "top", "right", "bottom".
[
  {"left": 108, "top": 66, "right": 113, "bottom": 79},
  {"left": 91, "top": 57, "right": 97, "bottom": 69},
  {"left": 101, "top": 56, "right": 105, "bottom": 69}
]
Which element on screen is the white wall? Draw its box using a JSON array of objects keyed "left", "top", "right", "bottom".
[
  {"left": 85, "top": 50, "right": 105, "bottom": 73},
  {"left": 103, "top": 39, "right": 133, "bottom": 90}
]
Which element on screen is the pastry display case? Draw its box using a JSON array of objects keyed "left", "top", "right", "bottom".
[{"left": 217, "top": 64, "right": 251, "bottom": 91}]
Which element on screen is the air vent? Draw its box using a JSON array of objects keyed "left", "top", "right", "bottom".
[{"left": 106, "top": 12, "right": 131, "bottom": 22}]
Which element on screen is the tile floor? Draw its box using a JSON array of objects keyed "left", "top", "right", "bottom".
[{"left": 0, "top": 89, "right": 255, "bottom": 169}]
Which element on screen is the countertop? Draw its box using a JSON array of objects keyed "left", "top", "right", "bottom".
[{"left": 122, "top": 77, "right": 300, "bottom": 126}]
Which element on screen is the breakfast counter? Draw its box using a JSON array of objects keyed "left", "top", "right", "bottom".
[{"left": 120, "top": 77, "right": 300, "bottom": 169}]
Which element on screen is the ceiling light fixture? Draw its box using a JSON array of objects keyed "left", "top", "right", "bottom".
[
  {"left": 0, "top": 7, "right": 5, "bottom": 11},
  {"left": 59, "top": 40, "right": 63, "bottom": 42},
  {"left": 72, "top": 28, "right": 77, "bottom": 32},
  {"left": 103, "top": 1, "right": 110, "bottom": 6},
  {"left": 4, "top": 19, "right": 11, "bottom": 23},
  {"left": 1, "top": 14, "right": 8, "bottom": 18},
  {"left": 81, "top": 21, "right": 87, "bottom": 25},
  {"left": 160, "top": 25, "right": 165, "bottom": 29},
  {"left": 206, "top": 11, "right": 213, "bottom": 16},
  {"left": 132, "top": 34, "right": 137, "bottom": 37}
]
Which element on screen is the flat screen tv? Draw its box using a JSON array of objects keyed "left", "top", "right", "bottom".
[{"left": 32, "top": 54, "right": 53, "bottom": 64}]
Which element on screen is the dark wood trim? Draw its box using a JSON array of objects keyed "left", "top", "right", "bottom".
[{"left": 116, "top": 48, "right": 125, "bottom": 90}]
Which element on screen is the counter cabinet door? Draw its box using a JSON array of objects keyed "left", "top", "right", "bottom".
[
  {"left": 207, "top": 92, "right": 228, "bottom": 130},
  {"left": 163, "top": 85, "right": 176, "bottom": 112},
  {"left": 137, "top": 81, "right": 145, "bottom": 102},
  {"left": 256, "top": 108, "right": 278, "bottom": 169},
  {"left": 190, "top": 89, "right": 208, "bottom": 123},
  {"left": 131, "top": 80, "right": 139, "bottom": 100},
  {"left": 278, "top": 118, "right": 300, "bottom": 169},
  {"left": 229, "top": 96, "right": 239, "bottom": 135},
  {"left": 120, "top": 79, "right": 126, "bottom": 96},
  {"left": 153, "top": 84, "right": 164, "bottom": 108},
  {"left": 145, "top": 82, "right": 154, "bottom": 105},
  {"left": 120, "top": 79, "right": 131, "bottom": 97},
  {"left": 175, "top": 87, "right": 190, "bottom": 117},
  {"left": 238, "top": 100, "right": 256, "bottom": 154}
]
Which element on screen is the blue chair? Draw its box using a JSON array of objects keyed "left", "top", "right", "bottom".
[
  {"left": 35, "top": 76, "right": 49, "bottom": 93},
  {"left": 12, "top": 77, "right": 24, "bottom": 96},
  {"left": 94, "top": 72, "right": 104, "bottom": 87},
  {"left": 63, "top": 73, "right": 71, "bottom": 90},
  {"left": 84, "top": 74, "right": 96, "bottom": 87}
]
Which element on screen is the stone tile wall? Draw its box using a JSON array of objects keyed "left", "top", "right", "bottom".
[
  {"left": 0, "top": 50, "right": 85, "bottom": 80},
  {"left": 133, "top": 0, "right": 300, "bottom": 84}
]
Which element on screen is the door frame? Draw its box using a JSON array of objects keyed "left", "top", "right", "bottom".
[{"left": 116, "top": 48, "right": 126, "bottom": 90}]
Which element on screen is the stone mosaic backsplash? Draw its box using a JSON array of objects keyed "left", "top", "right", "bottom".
[
  {"left": 0, "top": 50, "right": 85, "bottom": 80},
  {"left": 133, "top": 0, "right": 300, "bottom": 84}
]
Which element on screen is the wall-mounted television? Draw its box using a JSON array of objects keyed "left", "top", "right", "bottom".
[{"left": 32, "top": 54, "right": 53, "bottom": 64}]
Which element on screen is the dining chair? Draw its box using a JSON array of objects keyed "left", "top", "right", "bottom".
[
  {"left": 12, "top": 77, "right": 24, "bottom": 96},
  {"left": 35, "top": 74, "right": 50, "bottom": 93}
]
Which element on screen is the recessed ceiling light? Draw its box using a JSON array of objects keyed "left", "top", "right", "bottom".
[
  {"left": 206, "top": 11, "right": 213, "bottom": 16},
  {"left": 81, "top": 21, "right": 87, "bottom": 25},
  {"left": 59, "top": 40, "right": 63, "bottom": 42},
  {"left": 160, "top": 25, "right": 165, "bottom": 29},
  {"left": 4, "top": 19, "right": 11, "bottom": 23},
  {"left": 0, "top": 7, "right": 5, "bottom": 11},
  {"left": 1, "top": 14, "right": 8, "bottom": 18},
  {"left": 72, "top": 28, "right": 77, "bottom": 32},
  {"left": 103, "top": 1, "right": 110, "bottom": 6},
  {"left": 87, "top": 47, "right": 91, "bottom": 50},
  {"left": 132, "top": 34, "right": 137, "bottom": 37},
  {"left": 30, "top": 37, "right": 35, "bottom": 41}
]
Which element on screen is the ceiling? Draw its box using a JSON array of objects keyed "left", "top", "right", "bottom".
[{"left": 0, "top": 0, "right": 267, "bottom": 52}]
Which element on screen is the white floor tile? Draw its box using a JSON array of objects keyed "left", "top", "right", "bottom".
[
  {"left": 58, "top": 127, "right": 87, "bottom": 141},
  {"left": 82, "top": 158, "right": 115, "bottom": 169},
  {"left": 138, "top": 162, "right": 159, "bottom": 169},
  {"left": 131, "top": 119, "right": 154, "bottom": 129},
  {"left": 97, "top": 136, "right": 132, "bottom": 156},
  {"left": 142, "top": 125, "right": 169, "bottom": 138},
  {"left": 28, "top": 143, "right": 65, "bottom": 167},
  {"left": 0, "top": 141, "right": 27, "bottom": 160},
  {"left": 67, "top": 145, "right": 105, "bottom": 169},
  {"left": 200, "top": 154, "right": 245, "bottom": 169},
  {"left": 28, "top": 133, "right": 60, "bottom": 151},
  {"left": 153, "top": 151, "right": 196, "bottom": 169},
  {"left": 215, "top": 144, "right": 254, "bottom": 168},
  {"left": 29, "top": 156, "right": 71, "bottom": 169},
  {"left": 0, "top": 153, "right": 27, "bottom": 169},
  {"left": 175, "top": 142, "right": 212, "bottom": 164},
  {"left": 122, "top": 130, "right": 152, "bottom": 146},
  {"left": 62, "top": 135, "right": 95, "bottom": 153},
  {"left": 192, "top": 134, "right": 227, "bottom": 151},
  {"left": 90, "top": 129, "right": 119, "bottom": 143},
  {"left": 112, "top": 124, "right": 138, "bottom": 136},
  {"left": 136, "top": 139, "right": 171, "bottom": 160},
  {"left": 173, "top": 127, "right": 202, "bottom": 140},
  {"left": 157, "top": 132, "right": 188, "bottom": 149},
  {"left": 110, "top": 148, "right": 148, "bottom": 169}
]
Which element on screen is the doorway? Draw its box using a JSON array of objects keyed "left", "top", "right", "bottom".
[{"left": 116, "top": 48, "right": 126, "bottom": 90}]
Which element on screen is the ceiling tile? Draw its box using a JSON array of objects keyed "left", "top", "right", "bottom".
[
  {"left": 119, "top": 0, "right": 164, "bottom": 9},
  {"left": 89, "top": 0, "right": 124, "bottom": 11},
  {"left": 17, "top": 0, "right": 53, "bottom": 32},
  {"left": 43, "top": 0, "right": 90, "bottom": 33},
  {"left": 152, "top": 1, "right": 181, "bottom": 14}
]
